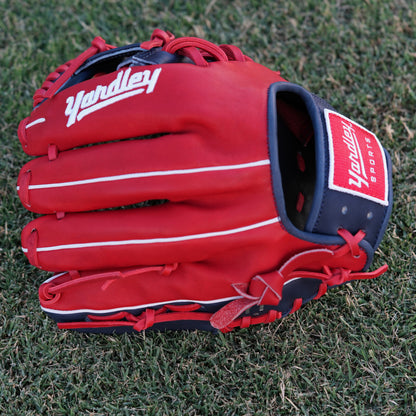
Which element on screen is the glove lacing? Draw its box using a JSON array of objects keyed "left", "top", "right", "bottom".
[
  {"left": 33, "top": 37, "right": 115, "bottom": 107},
  {"left": 40, "top": 263, "right": 178, "bottom": 305},
  {"left": 210, "top": 229, "right": 387, "bottom": 330},
  {"left": 142, "top": 29, "right": 253, "bottom": 65},
  {"left": 32, "top": 29, "right": 251, "bottom": 108},
  {"left": 40, "top": 229, "right": 387, "bottom": 333}
]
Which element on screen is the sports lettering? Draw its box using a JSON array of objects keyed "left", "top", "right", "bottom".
[
  {"left": 65, "top": 68, "right": 162, "bottom": 127},
  {"left": 325, "top": 109, "right": 388, "bottom": 206},
  {"left": 341, "top": 120, "right": 369, "bottom": 189}
]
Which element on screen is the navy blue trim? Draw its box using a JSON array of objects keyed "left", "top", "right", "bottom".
[
  {"left": 59, "top": 320, "right": 219, "bottom": 334},
  {"left": 267, "top": 82, "right": 392, "bottom": 265},
  {"left": 374, "top": 148, "right": 393, "bottom": 249},
  {"left": 267, "top": 82, "right": 345, "bottom": 248},
  {"left": 74, "top": 43, "right": 145, "bottom": 75},
  {"left": 59, "top": 44, "right": 145, "bottom": 93},
  {"left": 44, "top": 300, "right": 230, "bottom": 325},
  {"left": 58, "top": 44, "right": 192, "bottom": 94}
]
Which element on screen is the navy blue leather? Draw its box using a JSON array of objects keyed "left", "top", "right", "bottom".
[
  {"left": 59, "top": 45, "right": 191, "bottom": 93},
  {"left": 267, "top": 82, "right": 392, "bottom": 257}
]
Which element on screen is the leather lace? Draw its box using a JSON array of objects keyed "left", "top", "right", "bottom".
[
  {"left": 40, "top": 263, "right": 178, "bottom": 306},
  {"left": 43, "top": 229, "right": 387, "bottom": 333},
  {"left": 58, "top": 303, "right": 211, "bottom": 332},
  {"left": 32, "top": 29, "right": 252, "bottom": 108},
  {"left": 33, "top": 37, "right": 115, "bottom": 107},
  {"left": 141, "top": 28, "right": 252, "bottom": 66},
  {"left": 210, "top": 229, "right": 388, "bottom": 330}
]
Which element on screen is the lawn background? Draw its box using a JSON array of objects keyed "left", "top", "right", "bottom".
[{"left": 0, "top": 0, "right": 415, "bottom": 415}]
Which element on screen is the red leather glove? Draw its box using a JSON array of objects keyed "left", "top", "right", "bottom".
[{"left": 17, "top": 30, "right": 392, "bottom": 333}]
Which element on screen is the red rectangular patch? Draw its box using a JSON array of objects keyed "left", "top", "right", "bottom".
[{"left": 325, "top": 109, "right": 388, "bottom": 206}]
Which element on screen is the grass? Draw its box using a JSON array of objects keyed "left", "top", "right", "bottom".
[{"left": 0, "top": 0, "right": 415, "bottom": 414}]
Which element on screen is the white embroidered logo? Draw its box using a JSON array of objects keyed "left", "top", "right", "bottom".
[
  {"left": 325, "top": 109, "right": 388, "bottom": 206},
  {"left": 340, "top": 120, "right": 369, "bottom": 189},
  {"left": 64, "top": 67, "right": 162, "bottom": 127}
]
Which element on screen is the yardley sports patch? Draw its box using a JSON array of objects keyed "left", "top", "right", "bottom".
[{"left": 325, "top": 109, "right": 388, "bottom": 206}]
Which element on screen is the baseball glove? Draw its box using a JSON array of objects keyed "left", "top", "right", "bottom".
[{"left": 17, "top": 29, "right": 392, "bottom": 333}]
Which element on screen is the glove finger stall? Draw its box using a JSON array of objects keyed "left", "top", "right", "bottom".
[
  {"left": 21, "top": 190, "right": 280, "bottom": 272},
  {"left": 17, "top": 132, "right": 271, "bottom": 214},
  {"left": 19, "top": 62, "right": 282, "bottom": 156}
]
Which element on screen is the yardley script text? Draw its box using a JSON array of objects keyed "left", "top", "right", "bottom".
[{"left": 64, "top": 68, "right": 162, "bottom": 127}]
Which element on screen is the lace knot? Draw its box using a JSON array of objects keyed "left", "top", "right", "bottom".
[
  {"left": 337, "top": 229, "right": 366, "bottom": 258},
  {"left": 90, "top": 36, "right": 108, "bottom": 52},
  {"left": 140, "top": 29, "right": 175, "bottom": 49}
]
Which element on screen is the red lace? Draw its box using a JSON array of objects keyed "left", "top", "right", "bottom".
[
  {"left": 220, "top": 310, "right": 282, "bottom": 333},
  {"left": 210, "top": 229, "right": 388, "bottom": 331},
  {"left": 33, "top": 37, "right": 115, "bottom": 107},
  {"left": 140, "top": 29, "right": 175, "bottom": 49},
  {"left": 141, "top": 28, "right": 252, "bottom": 66},
  {"left": 57, "top": 303, "right": 212, "bottom": 332},
  {"left": 44, "top": 229, "right": 387, "bottom": 333},
  {"left": 40, "top": 263, "right": 178, "bottom": 306},
  {"left": 33, "top": 29, "right": 252, "bottom": 108}
]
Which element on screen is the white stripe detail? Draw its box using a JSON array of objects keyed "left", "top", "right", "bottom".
[
  {"left": 40, "top": 273, "right": 301, "bottom": 316},
  {"left": 25, "top": 159, "right": 271, "bottom": 190},
  {"left": 26, "top": 118, "right": 46, "bottom": 129},
  {"left": 40, "top": 295, "right": 243, "bottom": 315},
  {"left": 22, "top": 217, "right": 280, "bottom": 253},
  {"left": 42, "top": 272, "right": 67, "bottom": 284}
]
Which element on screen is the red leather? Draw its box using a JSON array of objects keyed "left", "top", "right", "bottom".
[
  {"left": 18, "top": 44, "right": 290, "bottom": 273},
  {"left": 16, "top": 30, "right": 389, "bottom": 332}
]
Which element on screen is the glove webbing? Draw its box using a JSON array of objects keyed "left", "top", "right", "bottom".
[{"left": 32, "top": 29, "right": 253, "bottom": 110}]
